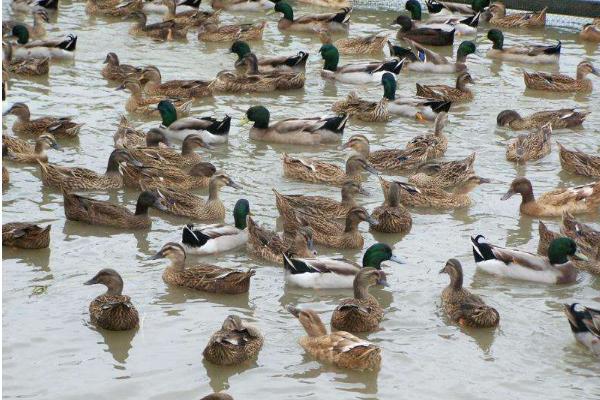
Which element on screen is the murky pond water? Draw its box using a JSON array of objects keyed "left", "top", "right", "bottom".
[{"left": 3, "top": 1, "right": 600, "bottom": 399}]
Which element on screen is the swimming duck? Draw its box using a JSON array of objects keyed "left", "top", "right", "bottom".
[
  {"left": 270, "top": 1, "right": 351, "bottom": 34},
  {"left": 319, "top": 44, "right": 404, "bottom": 84},
  {"left": 404, "top": 111, "right": 449, "bottom": 159},
  {"left": 370, "top": 181, "right": 412, "bottom": 234},
  {"left": 230, "top": 41, "right": 308, "bottom": 72},
  {"left": 282, "top": 153, "right": 378, "bottom": 186},
  {"left": 523, "top": 61, "right": 599, "bottom": 93},
  {"left": 238, "top": 53, "right": 306, "bottom": 91},
  {"left": 84, "top": 269, "right": 139, "bottom": 331},
  {"left": 2, "top": 41, "right": 49, "bottom": 75},
  {"left": 247, "top": 217, "right": 315, "bottom": 264},
  {"left": 3, "top": 102, "right": 83, "bottom": 137},
  {"left": 11, "top": 0, "right": 58, "bottom": 13},
  {"left": 116, "top": 79, "right": 192, "bottom": 117},
  {"left": 505, "top": 123, "right": 552, "bottom": 163},
  {"left": 580, "top": 22, "right": 600, "bottom": 43},
  {"left": 101, "top": 52, "right": 143, "bottom": 82},
  {"left": 113, "top": 115, "right": 155, "bottom": 149},
  {"left": 496, "top": 108, "right": 589, "bottom": 131},
  {"left": 63, "top": 190, "right": 167, "bottom": 229},
  {"left": 561, "top": 212, "right": 600, "bottom": 261},
  {"left": 395, "top": 38, "right": 476, "bottom": 73},
  {"left": 242, "top": 105, "right": 347, "bottom": 145},
  {"left": 564, "top": 304, "right": 600, "bottom": 356},
  {"left": 408, "top": 153, "right": 477, "bottom": 188},
  {"left": 210, "top": 67, "right": 305, "bottom": 93},
  {"left": 203, "top": 315, "right": 263, "bottom": 365},
  {"left": 3, "top": 8, "right": 49, "bottom": 39},
  {"left": 142, "top": 0, "right": 201, "bottom": 14},
  {"left": 151, "top": 242, "right": 255, "bottom": 293},
  {"left": 439, "top": 258, "right": 500, "bottom": 328},
  {"left": 128, "top": 131, "right": 211, "bottom": 169},
  {"left": 39, "top": 149, "right": 140, "bottom": 191},
  {"left": 2, "top": 222, "right": 50, "bottom": 249},
  {"left": 404, "top": 0, "right": 479, "bottom": 35},
  {"left": 181, "top": 199, "right": 250, "bottom": 255},
  {"left": 283, "top": 242, "right": 401, "bottom": 289},
  {"left": 86, "top": 0, "right": 142, "bottom": 17},
  {"left": 393, "top": 15, "right": 455, "bottom": 46},
  {"left": 9, "top": 25, "right": 77, "bottom": 61},
  {"left": 425, "top": 0, "right": 488, "bottom": 16},
  {"left": 331, "top": 268, "right": 386, "bottom": 333},
  {"left": 120, "top": 161, "right": 216, "bottom": 191},
  {"left": 286, "top": 306, "right": 381, "bottom": 371},
  {"left": 139, "top": 66, "right": 213, "bottom": 99},
  {"left": 471, "top": 235, "right": 586, "bottom": 284},
  {"left": 319, "top": 30, "right": 387, "bottom": 55},
  {"left": 211, "top": 0, "right": 271, "bottom": 11},
  {"left": 558, "top": 143, "right": 600, "bottom": 178},
  {"left": 197, "top": 21, "right": 266, "bottom": 42},
  {"left": 128, "top": 11, "right": 188, "bottom": 40},
  {"left": 3, "top": 134, "right": 59, "bottom": 164},
  {"left": 162, "top": 0, "right": 218, "bottom": 26},
  {"left": 487, "top": 2, "right": 546, "bottom": 28},
  {"left": 416, "top": 71, "right": 474, "bottom": 102},
  {"left": 486, "top": 29, "right": 560, "bottom": 64},
  {"left": 501, "top": 177, "right": 600, "bottom": 217}
]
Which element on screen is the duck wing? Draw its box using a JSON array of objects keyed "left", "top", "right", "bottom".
[
  {"left": 167, "top": 117, "right": 214, "bottom": 131},
  {"left": 539, "top": 182, "right": 600, "bottom": 206},
  {"left": 403, "top": 38, "right": 448, "bottom": 64},
  {"left": 489, "top": 245, "right": 549, "bottom": 271},
  {"left": 284, "top": 255, "right": 360, "bottom": 275}
]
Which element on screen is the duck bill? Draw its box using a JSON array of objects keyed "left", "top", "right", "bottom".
[
  {"left": 83, "top": 276, "right": 98, "bottom": 285},
  {"left": 286, "top": 305, "right": 300, "bottom": 317},
  {"left": 438, "top": 266, "right": 447, "bottom": 274},
  {"left": 149, "top": 250, "right": 165, "bottom": 260},
  {"left": 501, "top": 189, "right": 515, "bottom": 201},
  {"left": 239, "top": 115, "right": 251, "bottom": 126},
  {"left": 364, "top": 164, "right": 379, "bottom": 175},
  {"left": 153, "top": 198, "right": 169, "bottom": 211},
  {"left": 115, "top": 83, "right": 126, "bottom": 91},
  {"left": 477, "top": 177, "right": 491, "bottom": 184},
  {"left": 2, "top": 105, "right": 14, "bottom": 116},
  {"left": 227, "top": 180, "right": 242, "bottom": 189},
  {"left": 571, "top": 251, "right": 589, "bottom": 262},
  {"left": 388, "top": 254, "right": 404, "bottom": 265},
  {"left": 366, "top": 216, "right": 379, "bottom": 225},
  {"left": 51, "top": 142, "right": 60, "bottom": 150}
]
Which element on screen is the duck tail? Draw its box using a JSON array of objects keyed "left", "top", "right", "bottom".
[
  {"left": 424, "top": 100, "right": 452, "bottom": 113},
  {"left": 333, "top": 7, "right": 352, "bottom": 24},
  {"left": 38, "top": 0, "right": 59, "bottom": 10},
  {"left": 58, "top": 34, "right": 77, "bottom": 51},
  {"left": 461, "top": 12, "right": 480, "bottom": 27},
  {"left": 282, "top": 252, "right": 296, "bottom": 272},
  {"left": 288, "top": 51, "right": 309, "bottom": 68},
  {"left": 544, "top": 40, "right": 561, "bottom": 55},
  {"left": 425, "top": 0, "right": 442, "bottom": 14},
  {"left": 181, "top": 224, "right": 208, "bottom": 247},
  {"left": 321, "top": 113, "right": 348, "bottom": 134},
  {"left": 470, "top": 235, "right": 494, "bottom": 262}
]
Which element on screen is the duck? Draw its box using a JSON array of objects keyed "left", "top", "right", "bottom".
[
  {"left": 561, "top": 212, "right": 600, "bottom": 261},
  {"left": 283, "top": 242, "right": 402, "bottom": 289},
  {"left": 87, "top": 0, "right": 143, "bottom": 17},
  {"left": 39, "top": 149, "right": 141, "bottom": 191},
  {"left": 181, "top": 199, "right": 250, "bottom": 255},
  {"left": 162, "top": 0, "right": 218, "bottom": 26},
  {"left": 331, "top": 268, "right": 386, "bottom": 333},
  {"left": 319, "top": 44, "right": 404, "bottom": 84},
  {"left": 139, "top": 66, "right": 213, "bottom": 99},
  {"left": 505, "top": 123, "right": 552, "bottom": 163},
  {"left": 332, "top": 73, "right": 452, "bottom": 122},
  {"left": 501, "top": 177, "right": 600, "bottom": 217},
  {"left": 197, "top": 21, "right": 266, "bottom": 42},
  {"left": 393, "top": 38, "right": 476, "bottom": 73},
  {"left": 471, "top": 235, "right": 586, "bottom": 284},
  {"left": 487, "top": 2, "right": 546, "bottom": 28},
  {"left": 3, "top": 8, "right": 49, "bottom": 39},
  {"left": 210, "top": 67, "right": 305, "bottom": 93},
  {"left": 211, "top": 0, "right": 272, "bottom": 11},
  {"left": 238, "top": 53, "right": 306, "bottom": 91},
  {"left": 127, "top": 131, "right": 212, "bottom": 169},
  {"left": 580, "top": 22, "right": 600, "bottom": 43},
  {"left": 3, "top": 102, "right": 83, "bottom": 137},
  {"left": 101, "top": 52, "right": 143, "bottom": 82},
  {"left": 273, "top": 181, "right": 366, "bottom": 220},
  {"left": 113, "top": 115, "right": 156, "bottom": 149},
  {"left": 242, "top": 105, "right": 347, "bottom": 145},
  {"left": 270, "top": 1, "right": 351, "bottom": 33},
  {"left": 439, "top": 258, "right": 500, "bottom": 328},
  {"left": 3, "top": 134, "right": 59, "bottom": 164},
  {"left": 496, "top": 108, "right": 589, "bottom": 131},
  {"left": 151, "top": 242, "right": 255, "bottom": 293},
  {"left": 84, "top": 269, "right": 139, "bottom": 331},
  {"left": 142, "top": 0, "right": 201, "bottom": 14},
  {"left": 425, "top": 0, "right": 488, "bottom": 16},
  {"left": 2, "top": 222, "right": 50, "bottom": 249},
  {"left": 370, "top": 181, "right": 412, "bottom": 234},
  {"left": 247, "top": 217, "right": 315, "bottom": 264},
  {"left": 230, "top": 40, "right": 308, "bottom": 72},
  {"left": 128, "top": 11, "right": 188, "bottom": 40},
  {"left": 120, "top": 161, "right": 216, "bottom": 191},
  {"left": 63, "top": 190, "right": 168, "bottom": 229},
  {"left": 393, "top": 15, "right": 455, "bottom": 46},
  {"left": 286, "top": 306, "right": 381, "bottom": 371},
  {"left": 404, "top": 0, "right": 479, "bottom": 35},
  {"left": 11, "top": 0, "right": 58, "bottom": 13},
  {"left": 319, "top": 30, "right": 387, "bottom": 55},
  {"left": 9, "top": 25, "right": 77, "bottom": 61},
  {"left": 116, "top": 79, "right": 192, "bottom": 117},
  {"left": 408, "top": 153, "right": 477, "bottom": 188},
  {"left": 486, "top": 29, "right": 560, "bottom": 64},
  {"left": 523, "top": 61, "right": 599, "bottom": 93},
  {"left": 282, "top": 153, "right": 378, "bottom": 186},
  {"left": 416, "top": 71, "right": 474, "bottom": 102},
  {"left": 564, "top": 304, "right": 600, "bottom": 356},
  {"left": 558, "top": 143, "right": 600, "bottom": 178},
  {"left": 203, "top": 315, "right": 263, "bottom": 366},
  {"left": 2, "top": 41, "right": 49, "bottom": 75},
  {"left": 404, "top": 111, "right": 449, "bottom": 159}
]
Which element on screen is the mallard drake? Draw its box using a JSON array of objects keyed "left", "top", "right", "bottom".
[
  {"left": 270, "top": 1, "right": 351, "bottom": 33},
  {"left": 121, "top": 161, "right": 216, "bottom": 191},
  {"left": 11, "top": 0, "right": 58, "bottom": 12},
  {"left": 198, "top": 21, "right": 266, "bottom": 42},
  {"left": 128, "top": 131, "right": 211, "bottom": 169},
  {"left": 101, "top": 52, "right": 143, "bottom": 82},
  {"left": 3, "top": 134, "right": 59, "bottom": 164},
  {"left": 39, "top": 149, "right": 141, "bottom": 191},
  {"left": 203, "top": 315, "right": 263, "bottom": 366},
  {"left": 331, "top": 268, "right": 386, "bottom": 333},
  {"left": 247, "top": 217, "right": 315, "bottom": 264},
  {"left": 505, "top": 123, "right": 552, "bottom": 163},
  {"left": 561, "top": 212, "right": 600, "bottom": 261},
  {"left": 416, "top": 71, "right": 474, "bottom": 102},
  {"left": 439, "top": 258, "right": 500, "bottom": 328},
  {"left": 496, "top": 108, "right": 589, "bottom": 131},
  {"left": 404, "top": 0, "right": 479, "bottom": 35},
  {"left": 116, "top": 79, "right": 192, "bottom": 117},
  {"left": 523, "top": 61, "right": 599, "bottom": 93},
  {"left": 558, "top": 143, "right": 600, "bottom": 178},
  {"left": 211, "top": 0, "right": 272, "bottom": 11},
  {"left": 242, "top": 105, "right": 347, "bottom": 145},
  {"left": 162, "top": 0, "right": 218, "bottom": 26},
  {"left": 9, "top": 25, "right": 77, "bottom": 61},
  {"left": 181, "top": 199, "right": 250, "bottom": 255},
  {"left": 210, "top": 67, "right": 305, "bottom": 93},
  {"left": 564, "top": 304, "right": 600, "bottom": 356},
  {"left": 2, "top": 222, "right": 50, "bottom": 249},
  {"left": 319, "top": 44, "right": 404, "bottom": 84},
  {"left": 320, "top": 30, "right": 387, "bottom": 55},
  {"left": 425, "top": 0, "right": 488, "bottom": 16},
  {"left": 113, "top": 115, "right": 156, "bottom": 149},
  {"left": 471, "top": 235, "right": 586, "bottom": 284},
  {"left": 151, "top": 242, "right": 254, "bottom": 293},
  {"left": 230, "top": 41, "right": 308, "bottom": 72},
  {"left": 273, "top": 181, "right": 365, "bottom": 220},
  {"left": 2, "top": 41, "right": 49, "bottom": 75},
  {"left": 282, "top": 153, "right": 377, "bottom": 186},
  {"left": 393, "top": 39, "right": 475, "bottom": 73},
  {"left": 84, "top": 269, "right": 139, "bottom": 331},
  {"left": 580, "top": 22, "right": 600, "bottom": 43},
  {"left": 3, "top": 102, "right": 83, "bottom": 137},
  {"left": 408, "top": 153, "right": 477, "bottom": 188},
  {"left": 487, "top": 2, "right": 546, "bottom": 28},
  {"left": 393, "top": 15, "right": 454, "bottom": 46},
  {"left": 286, "top": 306, "right": 381, "bottom": 371},
  {"left": 486, "top": 29, "right": 560, "bottom": 64},
  {"left": 86, "top": 0, "right": 142, "bottom": 17},
  {"left": 370, "top": 181, "right": 412, "bottom": 234},
  {"left": 63, "top": 190, "right": 167, "bottom": 229},
  {"left": 501, "top": 177, "right": 600, "bottom": 217},
  {"left": 3, "top": 8, "right": 49, "bottom": 39},
  {"left": 128, "top": 11, "right": 188, "bottom": 40}
]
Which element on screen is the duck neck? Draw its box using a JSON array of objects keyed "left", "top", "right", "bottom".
[
  {"left": 449, "top": 270, "right": 463, "bottom": 291},
  {"left": 134, "top": 198, "right": 150, "bottom": 216},
  {"left": 105, "top": 153, "right": 121, "bottom": 175},
  {"left": 160, "top": 106, "right": 177, "bottom": 127},
  {"left": 341, "top": 189, "right": 358, "bottom": 208},
  {"left": 207, "top": 181, "right": 221, "bottom": 201},
  {"left": 322, "top": 51, "right": 339, "bottom": 72},
  {"left": 388, "top": 185, "right": 400, "bottom": 207},
  {"left": 520, "top": 188, "right": 535, "bottom": 204},
  {"left": 344, "top": 215, "right": 360, "bottom": 233},
  {"left": 169, "top": 257, "right": 186, "bottom": 271},
  {"left": 181, "top": 139, "right": 196, "bottom": 155},
  {"left": 105, "top": 279, "right": 123, "bottom": 296},
  {"left": 576, "top": 67, "right": 589, "bottom": 80},
  {"left": 456, "top": 76, "right": 468, "bottom": 91},
  {"left": 17, "top": 109, "right": 31, "bottom": 122},
  {"left": 34, "top": 141, "right": 46, "bottom": 155},
  {"left": 353, "top": 280, "right": 371, "bottom": 300},
  {"left": 382, "top": 78, "right": 396, "bottom": 101}
]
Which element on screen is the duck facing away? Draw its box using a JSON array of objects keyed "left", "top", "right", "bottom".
[
  {"left": 370, "top": 181, "right": 412, "bottom": 234},
  {"left": 561, "top": 212, "right": 600, "bottom": 261},
  {"left": 564, "top": 303, "right": 600, "bottom": 357},
  {"left": 3, "top": 134, "right": 59, "bottom": 164},
  {"left": 282, "top": 153, "right": 377, "bottom": 186},
  {"left": 2, "top": 222, "right": 50, "bottom": 249},
  {"left": 487, "top": 2, "right": 546, "bottom": 28},
  {"left": 416, "top": 72, "right": 474, "bottom": 102},
  {"left": 505, "top": 123, "right": 552, "bottom": 163},
  {"left": 271, "top": 1, "right": 351, "bottom": 34},
  {"left": 247, "top": 217, "right": 316, "bottom": 264},
  {"left": 203, "top": 315, "right": 263, "bottom": 365}
]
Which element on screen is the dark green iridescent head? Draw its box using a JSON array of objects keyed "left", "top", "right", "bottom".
[{"left": 233, "top": 199, "right": 250, "bottom": 230}]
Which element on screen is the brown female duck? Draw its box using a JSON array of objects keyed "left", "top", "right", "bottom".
[
  {"left": 2, "top": 42, "right": 49, "bottom": 76},
  {"left": 496, "top": 109, "right": 589, "bottom": 131},
  {"left": 558, "top": 143, "right": 600, "bottom": 178},
  {"left": 113, "top": 119, "right": 169, "bottom": 149},
  {"left": 198, "top": 21, "right": 266, "bottom": 42},
  {"left": 162, "top": 0, "right": 218, "bottom": 27},
  {"left": 128, "top": 11, "right": 188, "bottom": 40},
  {"left": 86, "top": 0, "right": 142, "bottom": 17},
  {"left": 561, "top": 212, "right": 600, "bottom": 261},
  {"left": 139, "top": 66, "right": 213, "bottom": 99},
  {"left": 408, "top": 153, "right": 476, "bottom": 189},
  {"left": 3, "top": 134, "right": 59, "bottom": 164},
  {"left": 319, "top": 30, "right": 387, "bottom": 55},
  {"left": 247, "top": 217, "right": 315, "bottom": 264},
  {"left": 2, "top": 222, "right": 50, "bottom": 249},
  {"left": 128, "top": 131, "right": 211, "bottom": 169},
  {"left": 282, "top": 153, "right": 377, "bottom": 186},
  {"left": 116, "top": 79, "right": 192, "bottom": 116},
  {"left": 505, "top": 123, "right": 552, "bottom": 163},
  {"left": 101, "top": 52, "right": 143, "bottom": 82},
  {"left": 370, "top": 181, "right": 412, "bottom": 234},
  {"left": 2, "top": 166, "right": 9, "bottom": 185},
  {"left": 487, "top": 2, "right": 546, "bottom": 28},
  {"left": 416, "top": 72, "right": 474, "bottom": 102},
  {"left": 203, "top": 315, "right": 263, "bottom": 366},
  {"left": 3, "top": 102, "right": 83, "bottom": 137},
  {"left": 121, "top": 161, "right": 216, "bottom": 191},
  {"left": 523, "top": 61, "right": 599, "bottom": 93}
]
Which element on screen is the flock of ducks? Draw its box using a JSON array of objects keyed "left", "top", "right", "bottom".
[{"left": 2, "top": 0, "right": 600, "bottom": 396}]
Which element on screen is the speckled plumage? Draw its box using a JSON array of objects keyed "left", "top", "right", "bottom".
[{"left": 2, "top": 222, "right": 50, "bottom": 249}]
